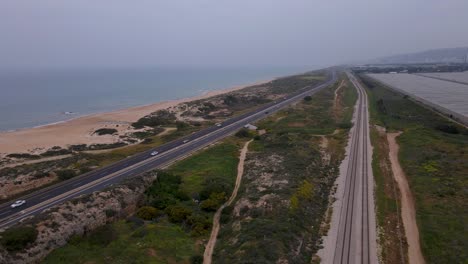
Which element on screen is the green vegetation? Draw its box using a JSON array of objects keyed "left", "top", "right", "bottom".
[
  {"left": 45, "top": 138, "right": 244, "bottom": 263},
  {"left": 44, "top": 221, "right": 197, "bottom": 263},
  {"left": 93, "top": 128, "right": 118, "bottom": 135},
  {"left": 132, "top": 109, "right": 176, "bottom": 129},
  {"left": 360, "top": 74, "right": 468, "bottom": 263},
  {"left": 0, "top": 226, "right": 38, "bottom": 251},
  {"left": 369, "top": 126, "right": 407, "bottom": 263},
  {"left": 135, "top": 206, "right": 159, "bottom": 220},
  {"left": 214, "top": 76, "right": 356, "bottom": 263},
  {"left": 6, "top": 153, "right": 40, "bottom": 159},
  {"left": 55, "top": 169, "right": 77, "bottom": 181}
]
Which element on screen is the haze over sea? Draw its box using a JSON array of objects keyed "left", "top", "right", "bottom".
[{"left": 0, "top": 66, "right": 317, "bottom": 131}]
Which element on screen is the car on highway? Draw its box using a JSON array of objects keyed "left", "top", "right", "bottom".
[
  {"left": 183, "top": 139, "right": 189, "bottom": 143},
  {"left": 10, "top": 200, "right": 26, "bottom": 208},
  {"left": 150, "top": 151, "right": 159, "bottom": 156},
  {"left": 215, "top": 123, "right": 222, "bottom": 127}
]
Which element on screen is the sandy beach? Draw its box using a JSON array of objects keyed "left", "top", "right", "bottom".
[{"left": 0, "top": 80, "right": 269, "bottom": 155}]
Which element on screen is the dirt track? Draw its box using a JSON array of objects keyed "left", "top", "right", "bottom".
[
  {"left": 203, "top": 139, "right": 253, "bottom": 264},
  {"left": 387, "top": 133, "right": 425, "bottom": 264}
]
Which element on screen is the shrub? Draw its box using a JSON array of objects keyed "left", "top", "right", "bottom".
[
  {"left": 187, "top": 214, "right": 212, "bottom": 236},
  {"left": 141, "top": 138, "right": 153, "bottom": 144},
  {"left": 6, "top": 153, "right": 40, "bottom": 159},
  {"left": 435, "top": 124, "right": 459, "bottom": 134},
  {"left": 200, "top": 192, "right": 226, "bottom": 211},
  {"left": 190, "top": 255, "right": 204, "bottom": 264},
  {"left": 235, "top": 128, "right": 251, "bottom": 138},
  {"left": 337, "top": 122, "right": 353, "bottom": 129},
  {"left": 132, "top": 110, "right": 176, "bottom": 128},
  {"left": 223, "top": 95, "right": 239, "bottom": 106},
  {"left": 0, "top": 226, "right": 38, "bottom": 251},
  {"left": 136, "top": 206, "right": 159, "bottom": 220},
  {"left": 55, "top": 169, "right": 77, "bottom": 181},
  {"left": 200, "top": 178, "right": 231, "bottom": 200},
  {"left": 68, "top": 144, "right": 87, "bottom": 151},
  {"left": 93, "top": 128, "right": 118, "bottom": 135},
  {"left": 176, "top": 121, "right": 190, "bottom": 131},
  {"left": 165, "top": 205, "right": 193, "bottom": 223},
  {"left": 104, "top": 209, "right": 117, "bottom": 218},
  {"left": 41, "top": 148, "right": 72, "bottom": 157}
]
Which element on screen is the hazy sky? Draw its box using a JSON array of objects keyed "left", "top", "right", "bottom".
[{"left": 1, "top": 0, "right": 467, "bottom": 69}]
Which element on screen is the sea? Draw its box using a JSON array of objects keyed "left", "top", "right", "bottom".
[{"left": 0, "top": 66, "right": 319, "bottom": 131}]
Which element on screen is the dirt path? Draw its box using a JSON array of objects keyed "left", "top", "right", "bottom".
[
  {"left": 333, "top": 80, "right": 346, "bottom": 108},
  {"left": 387, "top": 132, "right": 425, "bottom": 264},
  {"left": 203, "top": 139, "right": 253, "bottom": 264}
]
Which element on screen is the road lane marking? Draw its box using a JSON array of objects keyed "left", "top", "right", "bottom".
[{"left": 72, "top": 181, "right": 84, "bottom": 187}]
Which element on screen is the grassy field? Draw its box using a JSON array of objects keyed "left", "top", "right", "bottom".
[
  {"left": 44, "top": 138, "right": 245, "bottom": 263},
  {"left": 213, "top": 75, "right": 357, "bottom": 263},
  {"left": 359, "top": 74, "right": 468, "bottom": 264}
]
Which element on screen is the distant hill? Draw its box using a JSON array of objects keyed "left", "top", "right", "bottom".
[{"left": 369, "top": 47, "right": 468, "bottom": 64}]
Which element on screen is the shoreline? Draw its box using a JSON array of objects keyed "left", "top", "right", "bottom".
[{"left": 0, "top": 79, "right": 271, "bottom": 155}]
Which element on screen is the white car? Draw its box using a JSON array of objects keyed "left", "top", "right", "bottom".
[
  {"left": 10, "top": 200, "right": 26, "bottom": 208},
  {"left": 150, "top": 151, "right": 159, "bottom": 156},
  {"left": 183, "top": 139, "right": 189, "bottom": 143},
  {"left": 215, "top": 123, "right": 222, "bottom": 127}
]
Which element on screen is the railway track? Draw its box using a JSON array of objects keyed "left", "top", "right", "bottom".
[{"left": 333, "top": 72, "right": 377, "bottom": 264}]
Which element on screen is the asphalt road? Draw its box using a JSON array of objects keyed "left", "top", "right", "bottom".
[
  {"left": 332, "top": 72, "right": 378, "bottom": 264},
  {"left": 0, "top": 69, "right": 337, "bottom": 229}
]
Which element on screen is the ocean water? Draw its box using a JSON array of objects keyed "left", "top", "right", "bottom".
[{"left": 0, "top": 66, "right": 317, "bottom": 131}]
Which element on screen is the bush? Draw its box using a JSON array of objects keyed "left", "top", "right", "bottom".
[
  {"left": 136, "top": 206, "right": 159, "bottom": 220},
  {"left": 176, "top": 121, "right": 190, "bottom": 131},
  {"left": 104, "top": 209, "right": 117, "bottom": 218},
  {"left": 337, "top": 122, "right": 353, "bottom": 129},
  {"left": 190, "top": 255, "right": 204, "bottom": 264},
  {"left": 0, "top": 226, "right": 38, "bottom": 251},
  {"left": 55, "top": 169, "right": 77, "bottom": 181},
  {"left": 145, "top": 172, "right": 183, "bottom": 209},
  {"left": 200, "top": 178, "right": 231, "bottom": 200},
  {"left": 41, "top": 148, "right": 72, "bottom": 157},
  {"left": 187, "top": 214, "right": 212, "bottom": 236},
  {"left": 435, "top": 124, "right": 459, "bottom": 134},
  {"left": 165, "top": 205, "right": 193, "bottom": 223},
  {"left": 68, "top": 144, "right": 87, "bottom": 151},
  {"left": 132, "top": 110, "right": 176, "bottom": 128},
  {"left": 235, "top": 128, "right": 251, "bottom": 138},
  {"left": 141, "top": 138, "right": 153, "bottom": 144},
  {"left": 200, "top": 192, "right": 226, "bottom": 211},
  {"left": 6, "top": 153, "right": 40, "bottom": 159},
  {"left": 93, "top": 128, "right": 118, "bottom": 135}
]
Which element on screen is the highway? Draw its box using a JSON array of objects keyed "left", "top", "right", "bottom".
[
  {"left": 331, "top": 72, "right": 378, "bottom": 264},
  {"left": 0, "top": 70, "right": 337, "bottom": 230}
]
